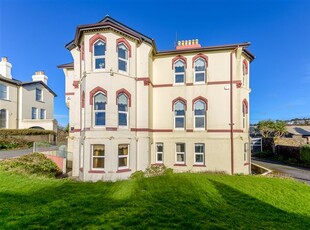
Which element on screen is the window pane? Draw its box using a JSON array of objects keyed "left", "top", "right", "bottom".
[
  {"left": 195, "top": 154, "right": 204, "bottom": 163},
  {"left": 95, "top": 58, "right": 105, "bottom": 69},
  {"left": 194, "top": 101, "right": 205, "bottom": 115},
  {"left": 95, "top": 112, "right": 105, "bottom": 126},
  {"left": 174, "top": 102, "right": 185, "bottom": 115},
  {"left": 93, "top": 145, "right": 105, "bottom": 156},
  {"left": 93, "top": 158, "right": 104, "bottom": 168},
  {"left": 156, "top": 143, "right": 163, "bottom": 152},
  {"left": 32, "top": 108, "right": 37, "bottom": 119},
  {"left": 175, "top": 117, "right": 184, "bottom": 128},
  {"left": 195, "top": 59, "right": 205, "bottom": 71},
  {"left": 118, "top": 144, "right": 129, "bottom": 156},
  {"left": 157, "top": 153, "right": 163, "bottom": 162},
  {"left": 0, "top": 84, "right": 7, "bottom": 99},
  {"left": 0, "top": 109, "right": 6, "bottom": 128},
  {"left": 36, "top": 89, "right": 42, "bottom": 101},
  {"left": 118, "top": 94, "right": 128, "bottom": 111},
  {"left": 118, "top": 113, "right": 127, "bottom": 126},
  {"left": 195, "top": 117, "right": 205, "bottom": 128},
  {"left": 40, "top": 109, "right": 45, "bottom": 119},
  {"left": 118, "top": 157, "right": 128, "bottom": 167},
  {"left": 94, "top": 41, "right": 106, "bottom": 56},
  {"left": 119, "top": 60, "right": 127, "bottom": 72},
  {"left": 176, "top": 143, "right": 185, "bottom": 152},
  {"left": 118, "top": 44, "right": 128, "bottom": 59},
  {"left": 94, "top": 94, "right": 106, "bottom": 110},
  {"left": 177, "top": 153, "right": 184, "bottom": 162},
  {"left": 195, "top": 144, "right": 204, "bottom": 153},
  {"left": 195, "top": 73, "right": 205, "bottom": 82},
  {"left": 175, "top": 60, "right": 184, "bottom": 73},
  {"left": 175, "top": 74, "right": 184, "bottom": 83}
]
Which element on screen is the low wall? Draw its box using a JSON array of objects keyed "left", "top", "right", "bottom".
[{"left": 45, "top": 154, "right": 66, "bottom": 173}]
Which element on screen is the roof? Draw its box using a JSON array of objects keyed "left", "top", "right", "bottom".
[
  {"left": 66, "top": 15, "right": 153, "bottom": 50},
  {"left": 0, "top": 75, "right": 22, "bottom": 85},
  {"left": 57, "top": 62, "right": 74, "bottom": 69},
  {"left": 22, "top": 81, "right": 57, "bottom": 97},
  {"left": 286, "top": 126, "right": 310, "bottom": 136}
]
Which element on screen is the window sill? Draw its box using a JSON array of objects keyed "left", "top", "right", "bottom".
[
  {"left": 173, "top": 83, "right": 185, "bottom": 86},
  {"left": 88, "top": 170, "right": 105, "bottom": 173},
  {"left": 116, "top": 168, "right": 131, "bottom": 173},
  {"left": 174, "top": 128, "right": 185, "bottom": 131},
  {"left": 0, "top": 98, "right": 10, "bottom": 101},
  {"left": 193, "top": 164, "right": 206, "bottom": 167},
  {"left": 193, "top": 82, "right": 206, "bottom": 85},
  {"left": 36, "top": 100, "right": 45, "bottom": 103},
  {"left": 174, "top": 164, "right": 187, "bottom": 166}
]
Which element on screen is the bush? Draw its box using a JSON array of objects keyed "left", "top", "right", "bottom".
[
  {"left": 252, "top": 151, "right": 273, "bottom": 158},
  {"left": 0, "top": 129, "right": 55, "bottom": 136},
  {"left": 300, "top": 145, "right": 310, "bottom": 165},
  {"left": 130, "top": 170, "right": 145, "bottom": 179},
  {"left": 0, "top": 152, "right": 60, "bottom": 177},
  {"left": 145, "top": 164, "right": 173, "bottom": 177},
  {"left": 0, "top": 136, "right": 32, "bottom": 150}
]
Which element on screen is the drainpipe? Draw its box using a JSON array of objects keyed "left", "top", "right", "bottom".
[{"left": 230, "top": 46, "right": 239, "bottom": 175}]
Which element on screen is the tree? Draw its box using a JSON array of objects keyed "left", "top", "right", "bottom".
[{"left": 257, "top": 120, "right": 287, "bottom": 138}]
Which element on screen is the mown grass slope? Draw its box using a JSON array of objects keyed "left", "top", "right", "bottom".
[{"left": 0, "top": 172, "right": 309, "bottom": 229}]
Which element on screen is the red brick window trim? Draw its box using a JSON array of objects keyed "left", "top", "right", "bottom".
[
  {"left": 192, "top": 53, "right": 208, "bottom": 67},
  {"left": 242, "top": 99, "right": 248, "bottom": 114},
  {"left": 89, "top": 86, "right": 108, "bottom": 105},
  {"left": 243, "top": 59, "right": 248, "bottom": 75},
  {"left": 116, "top": 88, "right": 132, "bottom": 107},
  {"left": 172, "top": 55, "right": 187, "bottom": 69},
  {"left": 192, "top": 96, "right": 208, "bottom": 111},
  {"left": 116, "top": 38, "right": 132, "bottom": 57},
  {"left": 172, "top": 97, "right": 187, "bottom": 111},
  {"left": 89, "top": 34, "right": 107, "bottom": 53}
]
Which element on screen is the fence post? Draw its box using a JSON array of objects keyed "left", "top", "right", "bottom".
[{"left": 33, "top": 142, "right": 36, "bottom": 153}]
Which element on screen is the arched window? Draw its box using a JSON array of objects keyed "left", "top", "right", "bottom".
[
  {"left": 194, "top": 58, "right": 206, "bottom": 83},
  {"left": 118, "top": 43, "right": 128, "bottom": 72},
  {"left": 242, "top": 100, "right": 248, "bottom": 129},
  {"left": 118, "top": 93, "right": 128, "bottom": 127},
  {"left": 174, "top": 60, "right": 185, "bottom": 84},
  {"left": 0, "top": 109, "right": 7, "bottom": 128},
  {"left": 94, "top": 40, "right": 106, "bottom": 70},
  {"left": 194, "top": 100, "right": 206, "bottom": 129},
  {"left": 242, "top": 60, "right": 248, "bottom": 86},
  {"left": 174, "top": 101, "right": 185, "bottom": 129},
  {"left": 94, "top": 93, "right": 106, "bottom": 126}
]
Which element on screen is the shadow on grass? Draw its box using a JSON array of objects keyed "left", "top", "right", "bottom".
[{"left": 0, "top": 175, "right": 310, "bottom": 229}]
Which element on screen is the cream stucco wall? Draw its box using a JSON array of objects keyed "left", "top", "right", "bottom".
[{"left": 0, "top": 80, "right": 18, "bottom": 129}]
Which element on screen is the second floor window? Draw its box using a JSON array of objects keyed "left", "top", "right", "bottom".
[
  {"left": 94, "top": 40, "right": 106, "bottom": 70},
  {"left": 194, "top": 58, "right": 206, "bottom": 83},
  {"left": 94, "top": 93, "right": 106, "bottom": 126},
  {"left": 0, "top": 84, "right": 8, "bottom": 100},
  {"left": 36, "top": 88, "right": 42, "bottom": 101},
  {"left": 118, "top": 93, "right": 128, "bottom": 127},
  {"left": 32, "top": 107, "right": 37, "bottom": 119},
  {"left": 174, "top": 60, "right": 185, "bottom": 84},
  {"left": 194, "top": 100, "right": 206, "bottom": 129},
  {"left": 0, "top": 109, "right": 7, "bottom": 128},
  {"left": 174, "top": 101, "right": 185, "bottom": 129},
  {"left": 242, "top": 103, "right": 247, "bottom": 129},
  {"left": 118, "top": 43, "right": 128, "bottom": 72},
  {"left": 40, "top": 109, "right": 46, "bottom": 119}
]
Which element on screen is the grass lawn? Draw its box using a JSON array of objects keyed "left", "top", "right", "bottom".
[{"left": 0, "top": 172, "right": 310, "bottom": 229}]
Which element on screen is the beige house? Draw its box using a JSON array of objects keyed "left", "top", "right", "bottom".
[
  {"left": 59, "top": 16, "right": 255, "bottom": 181},
  {"left": 0, "top": 57, "right": 57, "bottom": 131}
]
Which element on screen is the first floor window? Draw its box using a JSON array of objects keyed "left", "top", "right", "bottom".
[
  {"left": 194, "top": 58, "right": 206, "bottom": 83},
  {"left": 176, "top": 143, "right": 185, "bottom": 164},
  {"left": 40, "top": 109, "right": 46, "bottom": 119},
  {"left": 244, "top": 143, "right": 248, "bottom": 162},
  {"left": 32, "top": 107, "right": 37, "bottom": 119},
  {"left": 92, "top": 145, "right": 105, "bottom": 169},
  {"left": 94, "top": 40, "right": 106, "bottom": 70},
  {"left": 194, "top": 143, "right": 205, "bottom": 165},
  {"left": 0, "top": 109, "right": 7, "bottom": 128},
  {"left": 156, "top": 143, "right": 163, "bottom": 163},
  {"left": 118, "top": 43, "right": 128, "bottom": 72},
  {"left": 0, "top": 84, "right": 8, "bottom": 100},
  {"left": 174, "top": 60, "right": 185, "bottom": 84},
  {"left": 94, "top": 93, "right": 106, "bottom": 126},
  {"left": 194, "top": 100, "right": 206, "bottom": 129},
  {"left": 174, "top": 101, "right": 185, "bottom": 129},
  {"left": 36, "top": 88, "right": 42, "bottom": 101},
  {"left": 118, "top": 93, "right": 128, "bottom": 127},
  {"left": 118, "top": 144, "right": 129, "bottom": 169}
]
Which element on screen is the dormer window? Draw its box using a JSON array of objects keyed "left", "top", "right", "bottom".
[
  {"left": 118, "top": 43, "right": 128, "bottom": 72},
  {"left": 94, "top": 40, "right": 106, "bottom": 70}
]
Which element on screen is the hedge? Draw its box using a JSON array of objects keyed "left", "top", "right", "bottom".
[
  {"left": 300, "top": 145, "right": 310, "bottom": 165},
  {"left": 0, "top": 129, "right": 55, "bottom": 136}
]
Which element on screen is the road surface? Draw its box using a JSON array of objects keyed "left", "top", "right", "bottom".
[
  {"left": 0, "top": 146, "right": 58, "bottom": 160},
  {"left": 252, "top": 158, "right": 310, "bottom": 185}
]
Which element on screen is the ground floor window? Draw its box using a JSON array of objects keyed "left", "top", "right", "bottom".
[
  {"left": 194, "top": 143, "right": 204, "bottom": 165},
  {"left": 156, "top": 143, "right": 163, "bottom": 163},
  {"left": 176, "top": 143, "right": 185, "bottom": 164},
  {"left": 118, "top": 144, "right": 129, "bottom": 169},
  {"left": 91, "top": 145, "right": 105, "bottom": 170},
  {"left": 0, "top": 109, "right": 7, "bottom": 128}
]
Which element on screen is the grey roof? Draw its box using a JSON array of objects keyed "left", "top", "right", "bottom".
[
  {"left": 286, "top": 126, "right": 310, "bottom": 136},
  {"left": 0, "top": 75, "right": 22, "bottom": 85}
]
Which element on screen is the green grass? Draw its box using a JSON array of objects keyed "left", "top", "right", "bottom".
[{"left": 0, "top": 172, "right": 310, "bottom": 229}]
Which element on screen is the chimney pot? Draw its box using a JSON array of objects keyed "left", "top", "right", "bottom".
[
  {"left": 1, "top": 57, "right": 8, "bottom": 62},
  {"left": 178, "top": 41, "right": 181, "bottom": 46}
]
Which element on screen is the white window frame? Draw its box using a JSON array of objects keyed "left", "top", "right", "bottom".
[
  {"left": 93, "top": 92, "right": 106, "bottom": 127},
  {"left": 242, "top": 103, "right": 247, "bottom": 130},
  {"left": 91, "top": 144, "right": 105, "bottom": 170},
  {"left": 194, "top": 143, "right": 205, "bottom": 165},
  {"left": 244, "top": 143, "right": 248, "bottom": 162},
  {"left": 80, "top": 144, "right": 84, "bottom": 169},
  {"left": 0, "top": 109, "right": 7, "bottom": 128},
  {"left": 118, "top": 93, "right": 129, "bottom": 128},
  {"left": 118, "top": 43, "right": 129, "bottom": 73},
  {"left": 0, "top": 84, "right": 8, "bottom": 100},
  {"left": 174, "top": 60, "right": 185, "bottom": 85},
  {"left": 36, "top": 88, "right": 42, "bottom": 101},
  {"left": 194, "top": 58, "right": 206, "bottom": 84},
  {"left": 242, "top": 62, "right": 247, "bottom": 86},
  {"left": 175, "top": 143, "right": 186, "bottom": 164},
  {"left": 118, "top": 144, "right": 129, "bottom": 170},
  {"left": 40, "top": 109, "right": 46, "bottom": 120},
  {"left": 155, "top": 143, "right": 164, "bottom": 163},
  {"left": 194, "top": 100, "right": 206, "bottom": 130},
  {"left": 93, "top": 40, "right": 106, "bottom": 71},
  {"left": 32, "top": 107, "right": 37, "bottom": 120},
  {"left": 174, "top": 101, "right": 185, "bottom": 130}
]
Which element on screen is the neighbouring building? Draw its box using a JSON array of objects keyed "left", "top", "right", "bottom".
[
  {"left": 58, "top": 16, "right": 255, "bottom": 181},
  {"left": 0, "top": 57, "right": 57, "bottom": 131}
]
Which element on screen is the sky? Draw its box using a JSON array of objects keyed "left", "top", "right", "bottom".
[{"left": 0, "top": 0, "right": 310, "bottom": 126}]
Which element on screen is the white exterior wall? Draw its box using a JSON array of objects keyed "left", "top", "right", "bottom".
[{"left": 0, "top": 81, "right": 18, "bottom": 129}]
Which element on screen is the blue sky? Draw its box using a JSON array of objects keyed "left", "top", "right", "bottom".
[{"left": 1, "top": 0, "right": 309, "bottom": 126}]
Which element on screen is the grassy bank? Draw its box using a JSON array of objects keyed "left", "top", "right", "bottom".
[{"left": 0, "top": 172, "right": 309, "bottom": 229}]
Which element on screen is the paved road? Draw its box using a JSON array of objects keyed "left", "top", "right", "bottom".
[
  {"left": 0, "top": 146, "right": 58, "bottom": 160},
  {"left": 252, "top": 157, "right": 310, "bottom": 185}
]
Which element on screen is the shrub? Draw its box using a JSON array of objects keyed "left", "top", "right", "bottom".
[
  {"left": 300, "top": 145, "right": 310, "bottom": 165},
  {"left": 0, "top": 129, "right": 55, "bottom": 136},
  {"left": 0, "top": 136, "right": 32, "bottom": 150},
  {"left": 130, "top": 170, "right": 145, "bottom": 179},
  {"left": 252, "top": 151, "right": 273, "bottom": 158},
  {"left": 0, "top": 152, "right": 60, "bottom": 177},
  {"left": 145, "top": 164, "right": 173, "bottom": 177}
]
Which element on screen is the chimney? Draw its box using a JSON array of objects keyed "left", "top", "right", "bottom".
[
  {"left": 32, "top": 71, "right": 48, "bottom": 84},
  {"left": 0, "top": 57, "right": 12, "bottom": 79},
  {"left": 176, "top": 39, "right": 201, "bottom": 50}
]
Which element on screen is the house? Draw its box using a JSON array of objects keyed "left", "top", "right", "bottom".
[
  {"left": 58, "top": 16, "right": 255, "bottom": 181},
  {"left": 0, "top": 57, "right": 57, "bottom": 131},
  {"left": 286, "top": 126, "right": 310, "bottom": 138}
]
